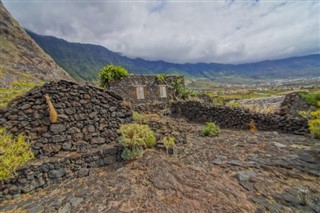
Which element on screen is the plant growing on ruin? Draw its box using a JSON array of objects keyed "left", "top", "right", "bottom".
[
  {"left": 156, "top": 74, "right": 194, "bottom": 100},
  {"left": 172, "top": 78, "right": 195, "bottom": 100},
  {"left": 249, "top": 119, "right": 257, "bottom": 132},
  {"left": 119, "top": 123, "right": 156, "bottom": 160},
  {"left": 156, "top": 74, "right": 167, "bottom": 84},
  {"left": 98, "top": 65, "right": 129, "bottom": 87},
  {"left": 202, "top": 122, "right": 221, "bottom": 136},
  {"left": 163, "top": 136, "right": 175, "bottom": 155},
  {"left": 0, "top": 128, "right": 34, "bottom": 180}
]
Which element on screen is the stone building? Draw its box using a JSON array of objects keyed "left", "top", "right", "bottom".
[{"left": 107, "top": 74, "right": 184, "bottom": 104}]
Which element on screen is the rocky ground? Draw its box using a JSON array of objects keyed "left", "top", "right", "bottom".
[{"left": 0, "top": 117, "right": 319, "bottom": 213}]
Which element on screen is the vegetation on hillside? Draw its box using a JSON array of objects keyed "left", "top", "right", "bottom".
[
  {"left": 307, "top": 101, "right": 320, "bottom": 138},
  {"left": 98, "top": 65, "right": 129, "bottom": 87},
  {"left": 0, "top": 3, "right": 72, "bottom": 87},
  {"left": 0, "top": 128, "right": 34, "bottom": 180},
  {"left": 27, "top": 31, "right": 320, "bottom": 83},
  {"left": 300, "top": 92, "right": 320, "bottom": 107},
  {"left": 0, "top": 81, "right": 37, "bottom": 109}
]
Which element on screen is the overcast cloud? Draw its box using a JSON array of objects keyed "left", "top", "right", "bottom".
[{"left": 3, "top": 0, "right": 320, "bottom": 64}]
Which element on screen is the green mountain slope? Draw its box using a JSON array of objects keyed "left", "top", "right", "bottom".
[{"left": 27, "top": 30, "right": 320, "bottom": 82}]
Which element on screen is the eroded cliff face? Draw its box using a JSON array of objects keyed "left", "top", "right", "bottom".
[{"left": 0, "top": 2, "right": 74, "bottom": 88}]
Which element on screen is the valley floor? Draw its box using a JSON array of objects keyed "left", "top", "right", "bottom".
[{"left": 1, "top": 118, "right": 319, "bottom": 213}]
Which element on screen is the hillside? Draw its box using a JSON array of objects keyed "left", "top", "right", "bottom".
[
  {"left": 0, "top": 2, "right": 73, "bottom": 88},
  {"left": 27, "top": 30, "right": 320, "bottom": 82}
]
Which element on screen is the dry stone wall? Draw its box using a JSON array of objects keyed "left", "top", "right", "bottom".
[
  {"left": 0, "top": 144, "right": 121, "bottom": 201},
  {"left": 171, "top": 101, "right": 308, "bottom": 134},
  {"left": 278, "top": 92, "right": 311, "bottom": 117},
  {"left": 0, "top": 80, "right": 132, "bottom": 157},
  {"left": 0, "top": 80, "right": 132, "bottom": 200}
]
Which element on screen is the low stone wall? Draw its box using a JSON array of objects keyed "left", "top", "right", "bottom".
[
  {"left": 171, "top": 101, "right": 308, "bottom": 134},
  {"left": 0, "top": 80, "right": 132, "bottom": 157},
  {"left": 278, "top": 92, "right": 311, "bottom": 117},
  {"left": 0, "top": 144, "right": 121, "bottom": 201},
  {"left": 0, "top": 80, "right": 132, "bottom": 201},
  {"left": 133, "top": 102, "right": 169, "bottom": 114}
]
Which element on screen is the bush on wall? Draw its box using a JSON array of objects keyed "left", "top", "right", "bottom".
[
  {"left": 0, "top": 128, "right": 34, "bottom": 180},
  {"left": 98, "top": 65, "right": 129, "bottom": 87}
]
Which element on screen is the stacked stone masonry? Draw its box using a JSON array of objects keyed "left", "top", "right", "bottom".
[
  {"left": 171, "top": 101, "right": 308, "bottom": 134},
  {"left": 0, "top": 80, "right": 132, "bottom": 157},
  {"left": 0, "top": 144, "right": 121, "bottom": 201},
  {"left": 278, "top": 92, "right": 311, "bottom": 117},
  {"left": 0, "top": 80, "right": 132, "bottom": 200},
  {"left": 107, "top": 74, "right": 184, "bottom": 105}
]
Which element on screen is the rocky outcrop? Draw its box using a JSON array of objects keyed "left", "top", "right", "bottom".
[{"left": 171, "top": 101, "right": 308, "bottom": 134}]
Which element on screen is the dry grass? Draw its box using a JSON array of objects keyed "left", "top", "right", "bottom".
[
  {"left": 249, "top": 119, "right": 257, "bottom": 132},
  {"left": 44, "top": 94, "right": 58, "bottom": 123},
  {"left": 243, "top": 105, "right": 277, "bottom": 114}
]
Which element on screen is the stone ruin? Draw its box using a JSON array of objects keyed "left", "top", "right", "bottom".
[
  {"left": 0, "top": 80, "right": 132, "bottom": 200},
  {"left": 107, "top": 74, "right": 184, "bottom": 106},
  {"left": 0, "top": 79, "right": 312, "bottom": 200}
]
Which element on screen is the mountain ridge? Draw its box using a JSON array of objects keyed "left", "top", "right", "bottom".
[{"left": 26, "top": 30, "right": 320, "bottom": 82}]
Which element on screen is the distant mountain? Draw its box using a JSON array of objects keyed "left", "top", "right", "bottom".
[
  {"left": 27, "top": 30, "right": 320, "bottom": 82},
  {"left": 0, "top": 2, "right": 73, "bottom": 88}
]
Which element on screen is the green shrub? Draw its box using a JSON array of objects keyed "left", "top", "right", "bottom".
[
  {"left": 156, "top": 74, "right": 167, "bottom": 83},
  {"left": 121, "top": 147, "right": 144, "bottom": 161},
  {"left": 98, "top": 65, "right": 129, "bottom": 87},
  {"left": 0, "top": 128, "right": 34, "bottom": 180},
  {"left": 163, "top": 136, "right": 175, "bottom": 154},
  {"left": 202, "top": 122, "right": 221, "bottom": 137},
  {"left": 118, "top": 123, "right": 156, "bottom": 160},
  {"left": 132, "top": 112, "right": 141, "bottom": 121},
  {"left": 300, "top": 92, "right": 320, "bottom": 107},
  {"left": 309, "top": 118, "right": 320, "bottom": 137},
  {"left": 308, "top": 102, "right": 320, "bottom": 137}
]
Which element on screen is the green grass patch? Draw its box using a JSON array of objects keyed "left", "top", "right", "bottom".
[
  {"left": 0, "top": 81, "right": 36, "bottom": 109},
  {"left": 0, "top": 128, "right": 34, "bottom": 180},
  {"left": 300, "top": 92, "right": 320, "bottom": 107}
]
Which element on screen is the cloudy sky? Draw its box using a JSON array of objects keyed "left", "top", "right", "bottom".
[{"left": 3, "top": 0, "right": 320, "bottom": 64}]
